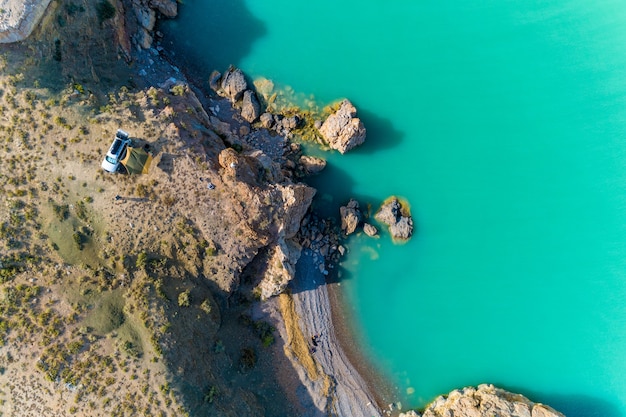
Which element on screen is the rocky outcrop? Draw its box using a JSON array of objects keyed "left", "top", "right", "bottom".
[
  {"left": 210, "top": 65, "right": 248, "bottom": 102},
  {"left": 0, "top": 0, "right": 52, "bottom": 43},
  {"left": 318, "top": 99, "right": 366, "bottom": 154},
  {"left": 257, "top": 111, "right": 302, "bottom": 137},
  {"left": 363, "top": 222, "right": 378, "bottom": 237},
  {"left": 126, "top": 0, "right": 178, "bottom": 50},
  {"left": 340, "top": 199, "right": 361, "bottom": 235},
  {"left": 260, "top": 112, "right": 274, "bottom": 129},
  {"left": 400, "top": 384, "right": 564, "bottom": 417},
  {"left": 375, "top": 197, "right": 414, "bottom": 240},
  {"left": 241, "top": 90, "right": 261, "bottom": 123},
  {"left": 256, "top": 238, "right": 302, "bottom": 299},
  {"left": 149, "top": 0, "right": 177, "bottom": 18},
  {"left": 299, "top": 155, "right": 326, "bottom": 175}
]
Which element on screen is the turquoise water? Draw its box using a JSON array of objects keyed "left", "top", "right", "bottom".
[{"left": 163, "top": 1, "right": 626, "bottom": 415}]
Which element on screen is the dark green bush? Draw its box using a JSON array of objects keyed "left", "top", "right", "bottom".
[{"left": 96, "top": 1, "right": 116, "bottom": 23}]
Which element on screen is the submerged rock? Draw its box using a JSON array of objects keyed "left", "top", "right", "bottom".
[
  {"left": 400, "top": 384, "right": 565, "bottom": 417},
  {"left": 375, "top": 197, "right": 413, "bottom": 241},
  {"left": 299, "top": 155, "right": 326, "bottom": 175},
  {"left": 319, "top": 99, "right": 366, "bottom": 154},
  {"left": 340, "top": 199, "right": 361, "bottom": 235}
]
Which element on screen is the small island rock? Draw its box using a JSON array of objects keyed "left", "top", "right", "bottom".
[
  {"left": 363, "top": 223, "right": 378, "bottom": 237},
  {"left": 340, "top": 199, "right": 361, "bottom": 235},
  {"left": 319, "top": 99, "right": 366, "bottom": 154},
  {"left": 400, "top": 384, "right": 565, "bottom": 417},
  {"left": 375, "top": 197, "right": 414, "bottom": 241}
]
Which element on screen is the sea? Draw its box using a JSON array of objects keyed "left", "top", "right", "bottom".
[{"left": 161, "top": 1, "right": 626, "bottom": 415}]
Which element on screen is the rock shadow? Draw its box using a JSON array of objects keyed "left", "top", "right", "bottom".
[
  {"left": 159, "top": 0, "right": 267, "bottom": 79},
  {"left": 305, "top": 161, "right": 380, "bottom": 219},
  {"left": 351, "top": 107, "right": 405, "bottom": 155},
  {"left": 500, "top": 385, "right": 622, "bottom": 417}
]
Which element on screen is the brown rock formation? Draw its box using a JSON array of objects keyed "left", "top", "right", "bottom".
[
  {"left": 241, "top": 90, "right": 261, "bottom": 122},
  {"left": 319, "top": 99, "right": 366, "bottom": 153},
  {"left": 340, "top": 199, "right": 362, "bottom": 235},
  {"left": 400, "top": 385, "right": 565, "bottom": 417}
]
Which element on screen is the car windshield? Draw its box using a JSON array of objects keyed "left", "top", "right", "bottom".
[
  {"left": 109, "top": 138, "right": 123, "bottom": 155},
  {"left": 105, "top": 155, "right": 118, "bottom": 164}
]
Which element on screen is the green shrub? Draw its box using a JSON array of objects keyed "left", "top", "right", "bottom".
[
  {"left": 96, "top": 1, "right": 116, "bottom": 23},
  {"left": 135, "top": 252, "right": 147, "bottom": 269},
  {"left": 177, "top": 290, "right": 190, "bottom": 307}
]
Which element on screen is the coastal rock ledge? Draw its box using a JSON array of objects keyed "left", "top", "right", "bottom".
[
  {"left": 400, "top": 384, "right": 565, "bottom": 417},
  {"left": 0, "top": 0, "right": 52, "bottom": 43}
]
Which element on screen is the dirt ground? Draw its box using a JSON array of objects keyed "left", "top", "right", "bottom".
[{"left": 0, "top": 2, "right": 315, "bottom": 416}]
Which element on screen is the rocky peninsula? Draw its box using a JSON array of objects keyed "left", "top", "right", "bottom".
[{"left": 0, "top": 1, "right": 564, "bottom": 416}]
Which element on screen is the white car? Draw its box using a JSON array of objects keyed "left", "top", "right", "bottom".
[{"left": 101, "top": 130, "right": 131, "bottom": 173}]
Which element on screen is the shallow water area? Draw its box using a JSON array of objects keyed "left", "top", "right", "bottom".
[{"left": 163, "top": 1, "right": 626, "bottom": 415}]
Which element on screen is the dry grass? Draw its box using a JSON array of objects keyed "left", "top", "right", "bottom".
[{"left": 278, "top": 292, "right": 319, "bottom": 381}]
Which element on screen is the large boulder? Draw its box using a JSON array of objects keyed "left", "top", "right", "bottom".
[
  {"left": 0, "top": 0, "right": 52, "bottom": 43},
  {"left": 318, "top": 99, "right": 366, "bottom": 154},
  {"left": 150, "top": 0, "right": 178, "bottom": 18},
  {"left": 241, "top": 90, "right": 260, "bottom": 123},
  {"left": 363, "top": 223, "right": 378, "bottom": 237},
  {"left": 134, "top": 3, "right": 156, "bottom": 31},
  {"left": 219, "top": 65, "right": 248, "bottom": 102},
  {"left": 256, "top": 238, "right": 302, "bottom": 299},
  {"left": 260, "top": 112, "right": 274, "bottom": 129},
  {"left": 375, "top": 197, "right": 414, "bottom": 241},
  {"left": 340, "top": 199, "right": 361, "bottom": 235},
  {"left": 401, "top": 384, "right": 565, "bottom": 417},
  {"left": 277, "top": 184, "right": 316, "bottom": 239}
]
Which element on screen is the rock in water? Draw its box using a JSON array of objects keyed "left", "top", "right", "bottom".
[
  {"left": 299, "top": 155, "right": 326, "bottom": 175},
  {"left": 319, "top": 99, "right": 366, "bottom": 154},
  {"left": 400, "top": 384, "right": 565, "bottom": 417},
  {"left": 150, "top": 0, "right": 178, "bottom": 18},
  {"left": 363, "top": 223, "right": 378, "bottom": 237},
  {"left": 390, "top": 216, "right": 413, "bottom": 240},
  {"left": 340, "top": 199, "right": 362, "bottom": 235},
  {"left": 375, "top": 197, "right": 414, "bottom": 241},
  {"left": 220, "top": 65, "right": 247, "bottom": 102},
  {"left": 241, "top": 90, "right": 260, "bottom": 122}
]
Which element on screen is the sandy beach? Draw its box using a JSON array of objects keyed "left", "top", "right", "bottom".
[{"left": 255, "top": 250, "right": 385, "bottom": 417}]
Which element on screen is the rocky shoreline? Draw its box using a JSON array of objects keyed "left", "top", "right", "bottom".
[{"left": 0, "top": 2, "right": 565, "bottom": 417}]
